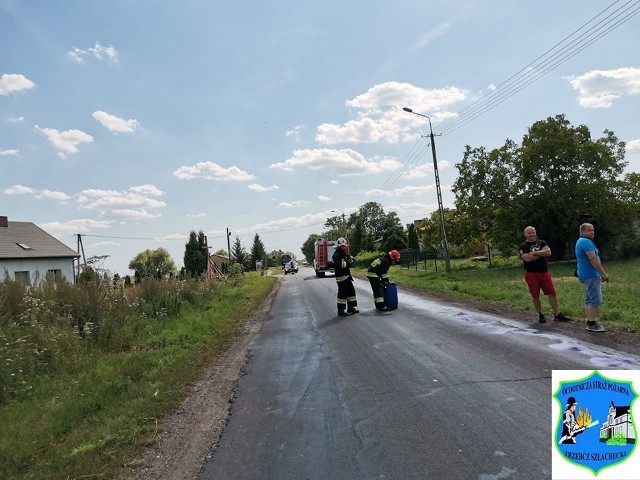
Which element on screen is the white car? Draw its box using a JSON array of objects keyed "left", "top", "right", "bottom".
[{"left": 283, "top": 261, "right": 299, "bottom": 274}]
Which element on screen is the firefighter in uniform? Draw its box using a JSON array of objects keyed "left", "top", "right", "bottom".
[
  {"left": 367, "top": 250, "right": 401, "bottom": 311},
  {"left": 332, "top": 237, "right": 359, "bottom": 316}
]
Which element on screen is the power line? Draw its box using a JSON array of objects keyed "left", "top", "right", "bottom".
[
  {"left": 378, "top": 136, "right": 431, "bottom": 193},
  {"left": 78, "top": 233, "right": 154, "bottom": 240},
  {"left": 437, "top": 0, "right": 640, "bottom": 136}
]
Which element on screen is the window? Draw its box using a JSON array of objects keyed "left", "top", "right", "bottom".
[
  {"left": 16, "top": 242, "right": 33, "bottom": 250},
  {"left": 14, "top": 271, "right": 31, "bottom": 286},
  {"left": 46, "top": 269, "right": 62, "bottom": 282}
]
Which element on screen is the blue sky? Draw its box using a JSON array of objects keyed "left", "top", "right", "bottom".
[{"left": 2, "top": 0, "right": 639, "bottom": 276}]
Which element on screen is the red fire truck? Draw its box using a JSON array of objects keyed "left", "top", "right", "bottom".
[{"left": 314, "top": 238, "right": 349, "bottom": 277}]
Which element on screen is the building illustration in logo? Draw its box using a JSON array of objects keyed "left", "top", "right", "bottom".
[
  {"left": 553, "top": 370, "right": 638, "bottom": 475},
  {"left": 600, "top": 401, "right": 635, "bottom": 445}
]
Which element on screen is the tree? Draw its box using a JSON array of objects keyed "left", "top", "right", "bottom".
[
  {"left": 453, "top": 115, "right": 632, "bottom": 258},
  {"left": 407, "top": 224, "right": 419, "bottom": 250},
  {"left": 349, "top": 218, "right": 366, "bottom": 256},
  {"left": 355, "top": 202, "right": 388, "bottom": 241},
  {"left": 129, "top": 248, "right": 177, "bottom": 278},
  {"left": 301, "top": 234, "right": 320, "bottom": 263},
  {"left": 381, "top": 225, "right": 407, "bottom": 252},
  {"left": 249, "top": 233, "right": 267, "bottom": 270},
  {"left": 183, "top": 230, "right": 207, "bottom": 277},
  {"left": 323, "top": 213, "right": 349, "bottom": 239},
  {"left": 231, "top": 236, "right": 249, "bottom": 269}
]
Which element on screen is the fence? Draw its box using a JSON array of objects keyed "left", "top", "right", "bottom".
[{"left": 400, "top": 248, "right": 442, "bottom": 272}]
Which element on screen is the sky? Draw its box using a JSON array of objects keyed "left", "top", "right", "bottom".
[{"left": 1, "top": 0, "right": 639, "bottom": 276}]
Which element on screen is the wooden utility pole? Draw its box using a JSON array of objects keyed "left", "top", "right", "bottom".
[{"left": 76, "top": 234, "right": 87, "bottom": 280}]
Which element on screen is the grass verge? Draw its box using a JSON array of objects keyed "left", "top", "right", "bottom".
[
  {"left": 355, "top": 257, "right": 640, "bottom": 333},
  {"left": 0, "top": 274, "right": 276, "bottom": 480}
]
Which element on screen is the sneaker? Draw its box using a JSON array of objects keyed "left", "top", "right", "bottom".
[
  {"left": 378, "top": 306, "right": 392, "bottom": 312},
  {"left": 347, "top": 309, "right": 359, "bottom": 315},
  {"left": 337, "top": 311, "right": 349, "bottom": 317},
  {"left": 586, "top": 321, "right": 606, "bottom": 332},
  {"left": 553, "top": 313, "right": 571, "bottom": 322},
  {"left": 538, "top": 313, "right": 546, "bottom": 324}
]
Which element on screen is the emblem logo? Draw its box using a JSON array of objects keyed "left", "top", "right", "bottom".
[{"left": 553, "top": 370, "right": 637, "bottom": 475}]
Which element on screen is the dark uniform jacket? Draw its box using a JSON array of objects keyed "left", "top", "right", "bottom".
[
  {"left": 332, "top": 247, "right": 353, "bottom": 282},
  {"left": 367, "top": 255, "right": 391, "bottom": 281}
]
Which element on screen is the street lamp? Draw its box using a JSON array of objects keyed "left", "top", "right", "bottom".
[{"left": 402, "top": 107, "right": 451, "bottom": 273}]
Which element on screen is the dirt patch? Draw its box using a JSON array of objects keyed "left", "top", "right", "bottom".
[
  {"left": 121, "top": 282, "right": 280, "bottom": 480},
  {"left": 121, "top": 280, "right": 638, "bottom": 479}
]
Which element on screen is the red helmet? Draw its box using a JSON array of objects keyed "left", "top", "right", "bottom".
[{"left": 389, "top": 250, "right": 401, "bottom": 261}]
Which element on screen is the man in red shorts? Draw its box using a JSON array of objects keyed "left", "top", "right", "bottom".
[{"left": 519, "top": 226, "right": 571, "bottom": 323}]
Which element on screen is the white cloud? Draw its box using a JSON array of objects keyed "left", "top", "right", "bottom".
[
  {"left": 109, "top": 209, "right": 160, "bottom": 220},
  {"left": 278, "top": 200, "right": 310, "bottom": 208},
  {"left": 3, "top": 184, "right": 37, "bottom": 195},
  {"left": 285, "top": 125, "right": 305, "bottom": 142},
  {"left": 93, "top": 111, "right": 139, "bottom": 133},
  {"left": 40, "top": 218, "right": 113, "bottom": 235},
  {"left": 0, "top": 149, "right": 20, "bottom": 156},
  {"left": 366, "top": 185, "right": 435, "bottom": 197},
  {"left": 157, "top": 233, "right": 188, "bottom": 241},
  {"left": 270, "top": 148, "right": 400, "bottom": 175},
  {"left": 187, "top": 213, "right": 207, "bottom": 218},
  {"left": 315, "top": 81, "right": 466, "bottom": 145},
  {"left": 412, "top": 23, "right": 451, "bottom": 50},
  {"left": 36, "top": 189, "right": 71, "bottom": 201},
  {"left": 626, "top": 139, "right": 640, "bottom": 151},
  {"left": 35, "top": 126, "right": 93, "bottom": 157},
  {"left": 129, "top": 184, "right": 163, "bottom": 196},
  {"left": 386, "top": 202, "right": 441, "bottom": 222},
  {"left": 0, "top": 74, "right": 35, "bottom": 95},
  {"left": 248, "top": 183, "right": 280, "bottom": 192},
  {"left": 173, "top": 161, "right": 255, "bottom": 181},
  {"left": 91, "top": 241, "right": 122, "bottom": 247},
  {"left": 232, "top": 212, "right": 332, "bottom": 236},
  {"left": 569, "top": 67, "right": 640, "bottom": 108},
  {"left": 68, "top": 42, "right": 118, "bottom": 62},
  {"left": 6, "top": 116, "right": 25, "bottom": 123},
  {"left": 76, "top": 186, "right": 166, "bottom": 215},
  {"left": 3, "top": 184, "right": 69, "bottom": 202},
  {"left": 318, "top": 195, "right": 332, "bottom": 201}
]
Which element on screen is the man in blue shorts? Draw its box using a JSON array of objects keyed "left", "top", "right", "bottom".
[{"left": 575, "top": 223, "right": 608, "bottom": 332}]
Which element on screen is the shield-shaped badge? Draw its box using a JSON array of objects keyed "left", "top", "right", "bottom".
[{"left": 553, "top": 370, "right": 638, "bottom": 475}]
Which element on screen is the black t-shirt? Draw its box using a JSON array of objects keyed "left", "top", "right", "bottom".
[{"left": 519, "top": 240, "right": 548, "bottom": 273}]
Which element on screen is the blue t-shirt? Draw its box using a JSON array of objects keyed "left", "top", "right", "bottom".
[{"left": 575, "top": 236, "right": 600, "bottom": 281}]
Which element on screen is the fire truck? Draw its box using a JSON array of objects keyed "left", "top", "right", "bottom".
[{"left": 314, "top": 238, "right": 349, "bottom": 277}]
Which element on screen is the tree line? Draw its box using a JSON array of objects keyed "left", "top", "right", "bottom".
[{"left": 126, "top": 231, "right": 286, "bottom": 279}]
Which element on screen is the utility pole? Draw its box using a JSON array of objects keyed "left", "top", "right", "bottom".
[
  {"left": 403, "top": 107, "right": 451, "bottom": 273},
  {"left": 226, "top": 228, "right": 232, "bottom": 264}
]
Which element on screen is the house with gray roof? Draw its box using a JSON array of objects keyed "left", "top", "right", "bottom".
[{"left": 0, "top": 216, "right": 80, "bottom": 285}]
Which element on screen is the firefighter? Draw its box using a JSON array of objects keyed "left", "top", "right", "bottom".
[
  {"left": 367, "top": 250, "right": 401, "bottom": 311},
  {"left": 332, "top": 237, "right": 359, "bottom": 316}
]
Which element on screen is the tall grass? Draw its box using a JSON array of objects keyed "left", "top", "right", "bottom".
[
  {"left": 379, "top": 257, "right": 640, "bottom": 332},
  {"left": 0, "top": 272, "right": 277, "bottom": 480}
]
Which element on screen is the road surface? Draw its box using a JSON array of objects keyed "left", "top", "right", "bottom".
[{"left": 200, "top": 267, "right": 640, "bottom": 479}]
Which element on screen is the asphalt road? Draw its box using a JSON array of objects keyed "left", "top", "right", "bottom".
[{"left": 200, "top": 267, "right": 640, "bottom": 480}]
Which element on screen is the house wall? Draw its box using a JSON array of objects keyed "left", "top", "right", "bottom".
[{"left": 0, "top": 258, "right": 75, "bottom": 285}]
